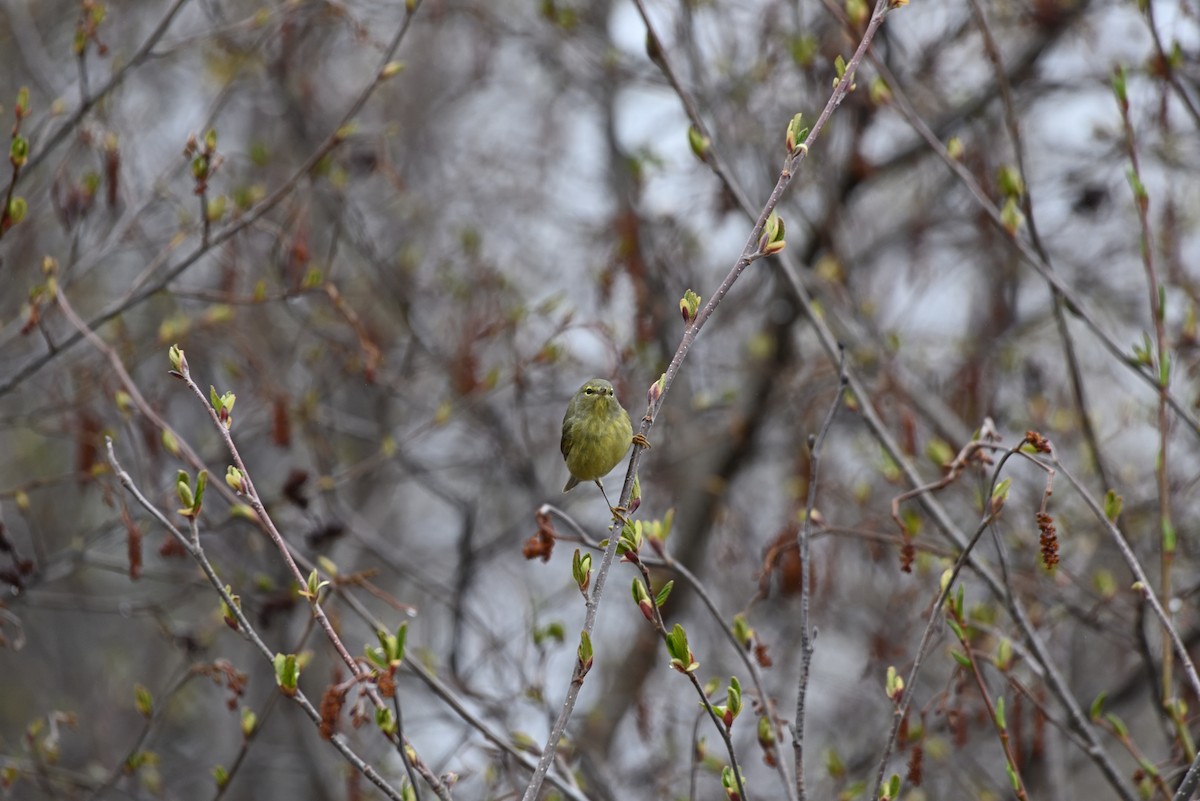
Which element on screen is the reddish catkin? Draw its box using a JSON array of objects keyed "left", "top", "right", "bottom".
[
  {"left": 377, "top": 667, "right": 396, "bottom": 699},
  {"left": 754, "top": 641, "right": 774, "bottom": 669},
  {"left": 899, "top": 537, "right": 916, "bottom": 574},
  {"left": 319, "top": 685, "right": 348, "bottom": 740},
  {"left": 906, "top": 744, "right": 924, "bottom": 787},
  {"left": 1037, "top": 512, "right": 1059, "bottom": 570}
]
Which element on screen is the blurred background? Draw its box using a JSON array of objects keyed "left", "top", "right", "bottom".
[{"left": 1, "top": 0, "right": 1199, "bottom": 799}]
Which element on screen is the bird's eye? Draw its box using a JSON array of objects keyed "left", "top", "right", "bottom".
[{"left": 585, "top": 388, "right": 593, "bottom": 395}]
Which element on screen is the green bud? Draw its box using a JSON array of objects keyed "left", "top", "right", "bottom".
[
  {"left": 679, "top": 288, "right": 701, "bottom": 325},
  {"left": 666, "top": 624, "right": 698, "bottom": 673},
  {"left": 996, "top": 637, "right": 1014, "bottom": 671},
  {"left": 375, "top": 706, "right": 397, "bottom": 735},
  {"left": 647, "top": 373, "right": 666, "bottom": 407},
  {"left": 225, "top": 465, "right": 246, "bottom": 494},
  {"left": 1000, "top": 195, "right": 1024, "bottom": 234},
  {"left": 168, "top": 344, "right": 186, "bottom": 374},
  {"left": 115, "top": 390, "right": 134, "bottom": 415},
  {"left": 925, "top": 437, "right": 954, "bottom": 467},
  {"left": 785, "top": 112, "right": 809, "bottom": 155},
  {"left": 687, "top": 125, "right": 711, "bottom": 162},
  {"left": 302, "top": 568, "right": 330, "bottom": 603},
  {"left": 997, "top": 165, "right": 1025, "bottom": 198},
  {"left": 869, "top": 76, "right": 892, "bottom": 105},
  {"left": 134, "top": 684, "right": 154, "bottom": 718},
  {"left": 726, "top": 676, "right": 742, "bottom": 722},
  {"left": 720, "top": 766, "right": 741, "bottom": 800},
  {"left": 532, "top": 621, "right": 564, "bottom": 647},
  {"left": 577, "top": 630, "right": 593, "bottom": 674},
  {"left": 572, "top": 549, "right": 591, "bottom": 594},
  {"left": 220, "top": 586, "right": 241, "bottom": 630},
  {"left": 885, "top": 665, "right": 904, "bottom": 701},
  {"left": 732, "top": 613, "right": 754, "bottom": 649},
  {"left": 846, "top": 0, "right": 868, "bottom": 25},
  {"left": 632, "top": 577, "right": 654, "bottom": 621},
  {"left": 10, "top": 136, "right": 28, "bottom": 168},
  {"left": 229, "top": 503, "right": 255, "bottom": 520},
  {"left": 757, "top": 715, "right": 775, "bottom": 747},
  {"left": 273, "top": 653, "right": 299, "bottom": 696},
  {"left": 302, "top": 267, "right": 323, "bottom": 289},
  {"left": 240, "top": 708, "right": 257, "bottom": 737},
  {"left": 175, "top": 470, "right": 195, "bottom": 513},
  {"left": 206, "top": 195, "right": 226, "bottom": 222},
  {"left": 990, "top": 477, "right": 1012, "bottom": 514},
  {"left": 7, "top": 196, "right": 27, "bottom": 224}
]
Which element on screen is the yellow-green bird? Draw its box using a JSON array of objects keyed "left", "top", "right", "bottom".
[{"left": 560, "top": 378, "right": 634, "bottom": 494}]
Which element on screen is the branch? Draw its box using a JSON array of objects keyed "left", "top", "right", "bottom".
[
  {"left": 519, "top": 3, "right": 899, "bottom": 797},
  {"left": 792, "top": 351, "right": 846, "bottom": 801},
  {"left": 104, "top": 439, "right": 409, "bottom": 801}
]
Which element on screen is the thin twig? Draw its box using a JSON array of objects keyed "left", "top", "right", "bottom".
[
  {"left": 63, "top": 282, "right": 448, "bottom": 799},
  {"left": 104, "top": 439, "right": 409, "bottom": 801},
  {"left": 170, "top": 361, "right": 450, "bottom": 800},
  {"left": 871, "top": 442, "right": 1023, "bottom": 798},
  {"left": 868, "top": 55, "right": 1200, "bottom": 439},
  {"left": 1115, "top": 71, "right": 1176, "bottom": 712},
  {"left": 964, "top": 0, "right": 1112, "bottom": 493},
  {"left": 1054, "top": 458, "right": 1200, "bottom": 703},
  {"left": 545, "top": 500, "right": 800, "bottom": 777},
  {"left": 792, "top": 349, "right": 846, "bottom": 801},
  {"left": 945, "top": 600, "right": 1030, "bottom": 800},
  {"left": 4, "top": 0, "right": 192, "bottom": 187},
  {"left": 630, "top": 555, "right": 748, "bottom": 800}
]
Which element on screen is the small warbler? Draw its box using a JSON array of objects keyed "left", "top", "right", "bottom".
[{"left": 560, "top": 378, "right": 633, "bottom": 494}]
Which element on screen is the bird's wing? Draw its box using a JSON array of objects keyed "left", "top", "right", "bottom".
[{"left": 560, "top": 414, "right": 573, "bottom": 459}]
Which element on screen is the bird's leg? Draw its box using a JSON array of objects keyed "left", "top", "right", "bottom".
[
  {"left": 596, "top": 480, "right": 629, "bottom": 526},
  {"left": 632, "top": 433, "right": 651, "bottom": 449}
]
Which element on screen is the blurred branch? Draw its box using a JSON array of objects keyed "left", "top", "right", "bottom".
[
  {"left": 870, "top": 55, "right": 1200, "bottom": 438},
  {"left": 792, "top": 351, "right": 845, "bottom": 801},
  {"left": 2, "top": 0, "right": 192, "bottom": 192},
  {"left": 0, "top": 1, "right": 421, "bottom": 398},
  {"left": 105, "top": 438, "right": 410, "bottom": 801},
  {"left": 872, "top": 435, "right": 1023, "bottom": 799},
  {"left": 965, "top": 0, "right": 1112, "bottom": 492},
  {"left": 1054, "top": 457, "right": 1200, "bottom": 703}
]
